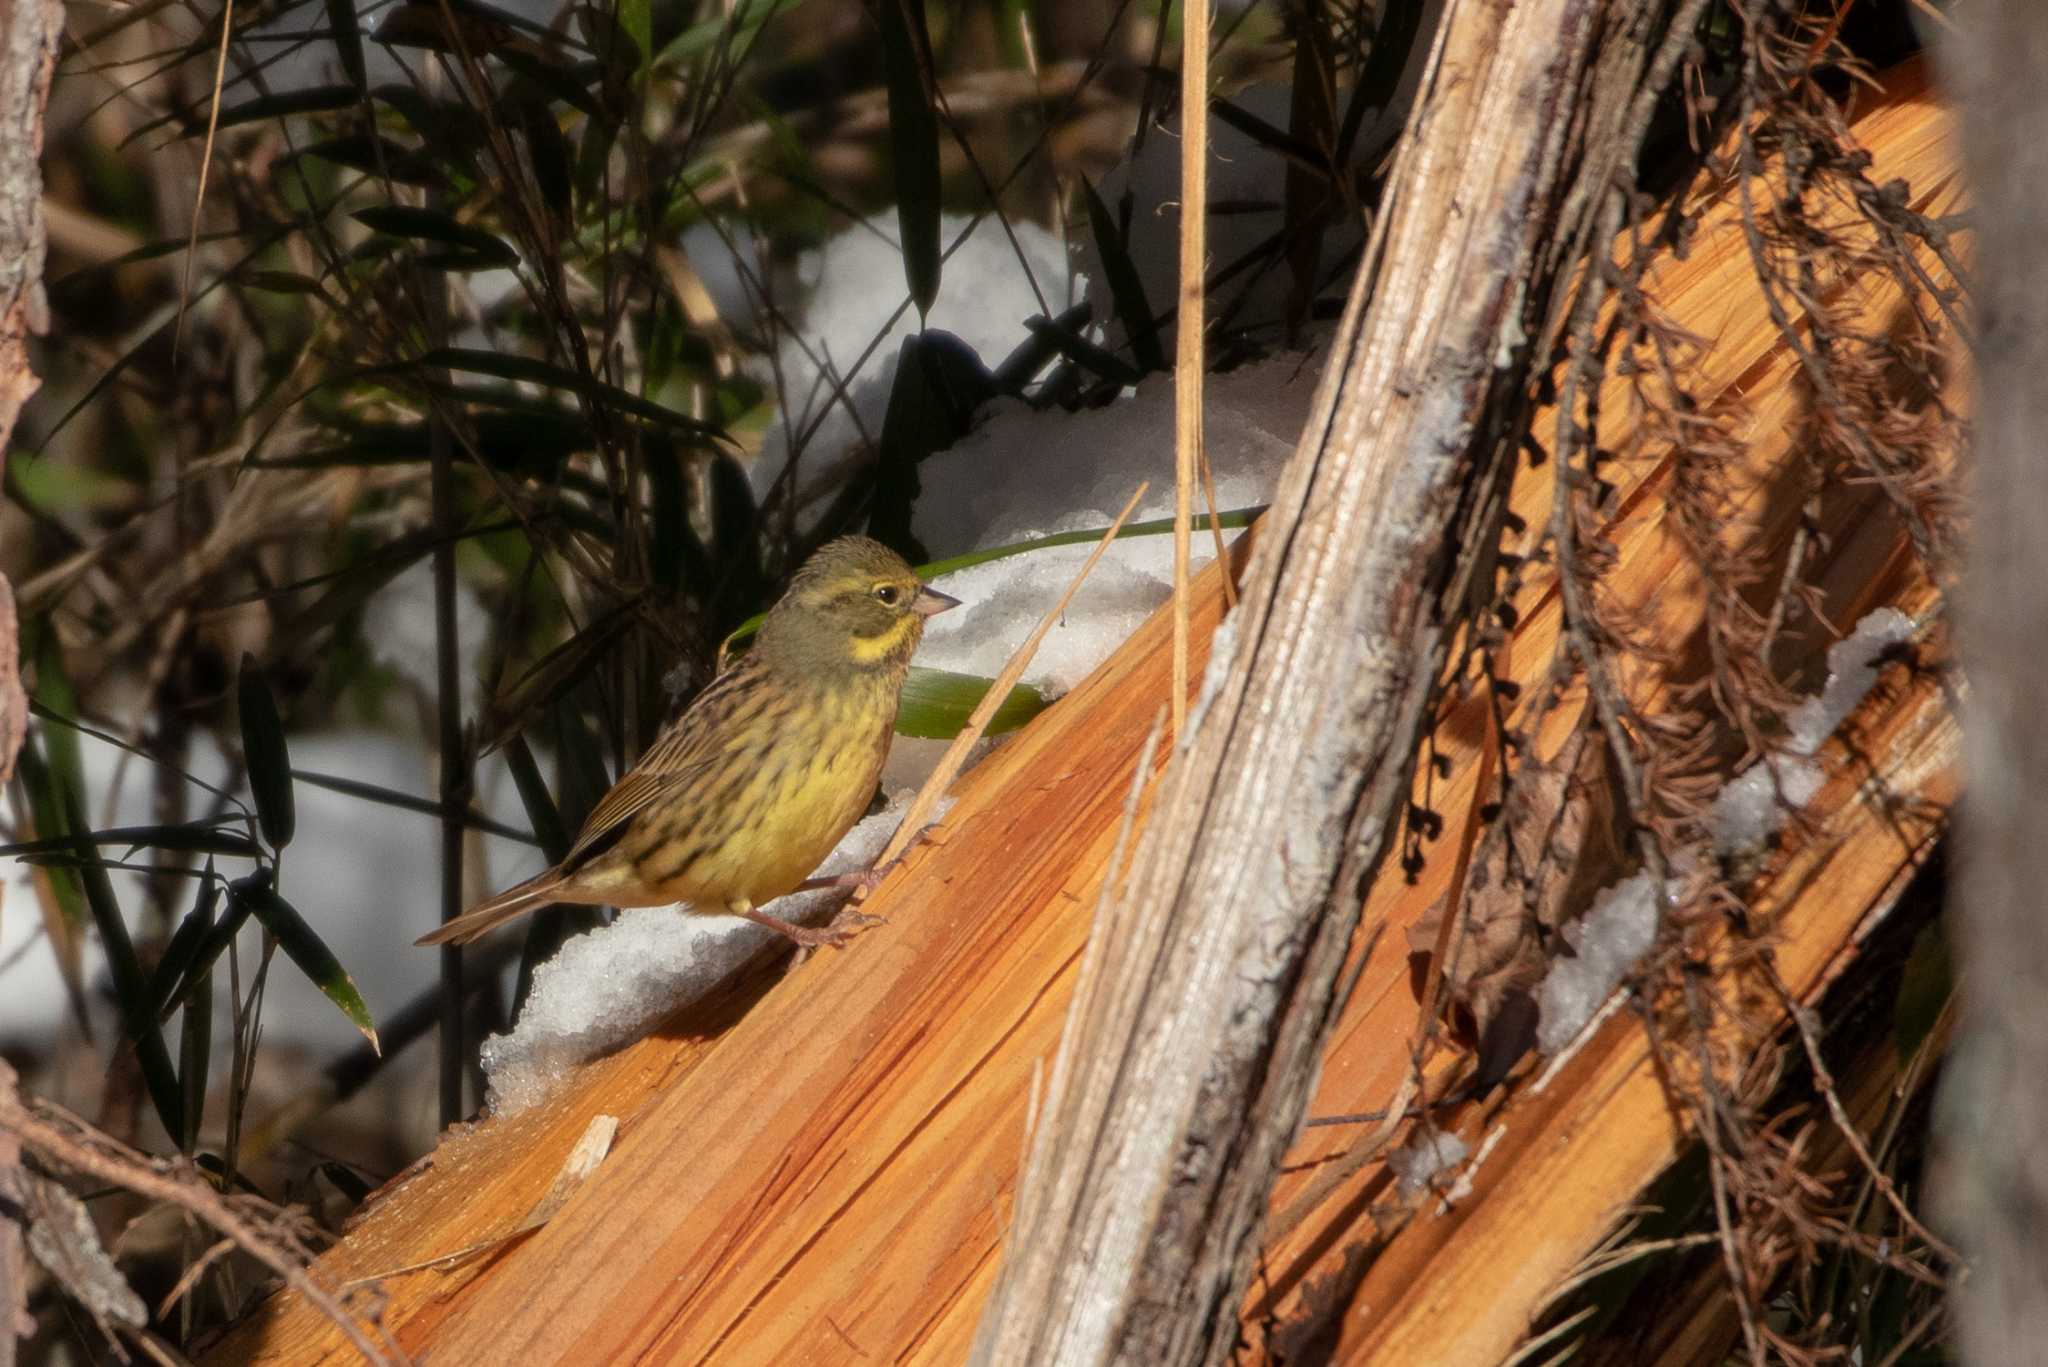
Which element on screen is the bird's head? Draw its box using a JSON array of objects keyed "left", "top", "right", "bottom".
[{"left": 758, "top": 535, "right": 960, "bottom": 677}]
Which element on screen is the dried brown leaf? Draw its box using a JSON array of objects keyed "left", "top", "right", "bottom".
[
  {"left": 1410, "top": 722, "right": 1634, "bottom": 1048},
  {"left": 23, "top": 1171, "right": 146, "bottom": 1329}
]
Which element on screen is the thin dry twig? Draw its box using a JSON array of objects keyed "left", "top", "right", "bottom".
[
  {"left": 0, "top": 574, "right": 23, "bottom": 786},
  {"left": 174, "top": 0, "right": 234, "bottom": 357},
  {"left": 1171, "top": 0, "right": 1211, "bottom": 737},
  {"left": 0, "top": 1083, "right": 398, "bottom": 1364},
  {"left": 878, "top": 483, "right": 1150, "bottom": 867}
]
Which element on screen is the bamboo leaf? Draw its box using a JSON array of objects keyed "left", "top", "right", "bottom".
[
  {"left": 293, "top": 135, "right": 448, "bottom": 189},
  {"left": 151, "top": 872, "right": 220, "bottom": 1019},
  {"left": 506, "top": 731, "right": 599, "bottom": 1013},
  {"left": 371, "top": 0, "right": 520, "bottom": 54},
  {"left": 326, "top": 0, "right": 367, "bottom": 93},
  {"left": 178, "top": 948, "right": 211, "bottom": 1151},
  {"left": 515, "top": 104, "right": 574, "bottom": 227},
  {"left": 406, "top": 347, "right": 730, "bottom": 443},
  {"left": 351, "top": 206, "right": 518, "bottom": 270},
  {"left": 1081, "top": 177, "right": 1166, "bottom": 374},
  {"left": 496, "top": 47, "right": 605, "bottom": 117},
  {"left": 1022, "top": 313, "right": 1143, "bottom": 387},
  {"left": 871, "top": 331, "right": 995, "bottom": 562},
  {"left": 236, "top": 269, "right": 335, "bottom": 299},
  {"left": 657, "top": 0, "right": 778, "bottom": 65},
  {"left": 238, "top": 655, "right": 296, "bottom": 851},
  {"left": 205, "top": 85, "right": 362, "bottom": 134},
  {"left": 163, "top": 879, "right": 259, "bottom": 1023},
  {"left": 719, "top": 507, "right": 1263, "bottom": 656},
  {"left": 290, "top": 768, "right": 536, "bottom": 845},
  {"left": 896, "top": 668, "right": 1047, "bottom": 739},
  {"left": 503, "top": 735, "right": 572, "bottom": 861},
  {"left": 61, "top": 787, "right": 184, "bottom": 1138},
  {"left": 170, "top": 871, "right": 216, "bottom": 1151},
  {"left": 618, "top": 0, "right": 651, "bottom": 76},
  {"left": 878, "top": 0, "right": 940, "bottom": 315},
  {"left": 991, "top": 300, "right": 1090, "bottom": 393},
  {"left": 242, "top": 881, "right": 380, "bottom": 1053}
]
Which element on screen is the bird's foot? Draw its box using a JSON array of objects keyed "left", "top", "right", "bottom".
[
  {"left": 795, "top": 824, "right": 939, "bottom": 903},
  {"left": 745, "top": 902, "right": 886, "bottom": 961}
]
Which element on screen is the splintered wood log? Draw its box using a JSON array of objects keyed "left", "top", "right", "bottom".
[
  {"left": 211, "top": 56, "right": 1960, "bottom": 1367},
  {"left": 1239, "top": 55, "right": 1964, "bottom": 1362}
]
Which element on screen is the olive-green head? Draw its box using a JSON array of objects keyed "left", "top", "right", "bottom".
[{"left": 757, "top": 536, "right": 959, "bottom": 677}]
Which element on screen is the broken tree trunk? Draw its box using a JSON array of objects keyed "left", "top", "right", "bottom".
[{"left": 973, "top": 0, "right": 1717, "bottom": 1360}]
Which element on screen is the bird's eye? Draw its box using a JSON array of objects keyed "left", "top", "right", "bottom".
[{"left": 874, "top": 584, "right": 901, "bottom": 606}]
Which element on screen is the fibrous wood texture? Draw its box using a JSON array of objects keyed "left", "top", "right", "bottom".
[
  {"left": 0, "top": 0, "right": 56, "bottom": 459},
  {"left": 213, "top": 56, "right": 1960, "bottom": 1367}
]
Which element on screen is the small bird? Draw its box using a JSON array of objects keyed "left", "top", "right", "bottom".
[{"left": 419, "top": 536, "right": 959, "bottom": 950}]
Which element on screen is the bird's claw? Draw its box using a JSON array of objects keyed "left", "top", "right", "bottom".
[{"left": 784, "top": 904, "right": 886, "bottom": 969}]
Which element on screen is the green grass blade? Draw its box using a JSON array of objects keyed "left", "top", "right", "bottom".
[
  {"left": 720, "top": 507, "right": 1263, "bottom": 657},
  {"left": 9, "top": 741, "right": 94, "bottom": 1037},
  {"left": 915, "top": 506, "right": 1263, "bottom": 579}
]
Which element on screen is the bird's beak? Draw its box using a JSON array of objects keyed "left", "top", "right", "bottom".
[{"left": 913, "top": 586, "right": 961, "bottom": 618}]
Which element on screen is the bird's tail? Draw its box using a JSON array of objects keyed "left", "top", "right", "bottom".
[{"left": 416, "top": 872, "right": 561, "bottom": 946}]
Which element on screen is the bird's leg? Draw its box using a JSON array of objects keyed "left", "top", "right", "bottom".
[
  {"left": 735, "top": 902, "right": 868, "bottom": 949},
  {"left": 792, "top": 823, "right": 942, "bottom": 901}
]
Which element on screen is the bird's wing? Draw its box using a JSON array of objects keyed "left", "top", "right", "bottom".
[{"left": 560, "top": 663, "right": 755, "bottom": 867}]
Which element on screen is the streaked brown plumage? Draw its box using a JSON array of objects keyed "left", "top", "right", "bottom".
[{"left": 419, "top": 537, "right": 958, "bottom": 949}]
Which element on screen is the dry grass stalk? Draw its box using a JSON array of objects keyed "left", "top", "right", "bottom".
[
  {"left": 878, "top": 482, "right": 1147, "bottom": 870},
  {"left": 1171, "top": 0, "right": 1210, "bottom": 737}
]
